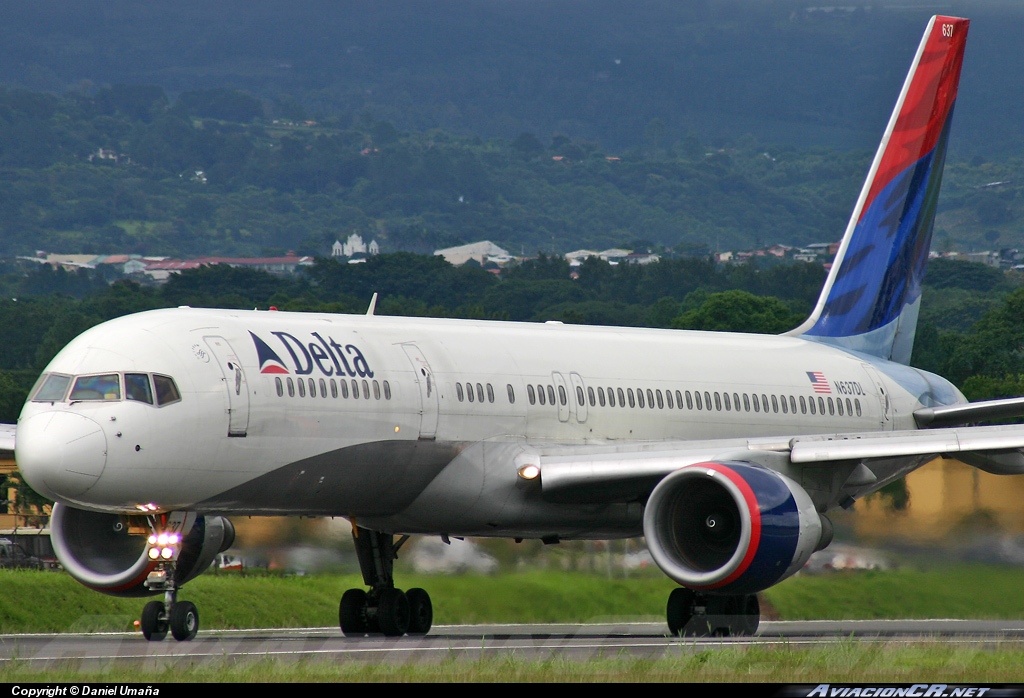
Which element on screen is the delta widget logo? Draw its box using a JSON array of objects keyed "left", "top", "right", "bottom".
[{"left": 249, "top": 330, "right": 374, "bottom": 378}]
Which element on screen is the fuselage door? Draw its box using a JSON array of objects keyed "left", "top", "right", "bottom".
[
  {"left": 203, "top": 335, "right": 250, "bottom": 437},
  {"left": 861, "top": 364, "right": 892, "bottom": 429},
  {"left": 401, "top": 344, "right": 439, "bottom": 439},
  {"left": 569, "top": 372, "right": 588, "bottom": 423},
  {"left": 552, "top": 371, "right": 570, "bottom": 423}
]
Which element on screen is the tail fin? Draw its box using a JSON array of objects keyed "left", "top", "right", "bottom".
[{"left": 790, "top": 16, "right": 969, "bottom": 364}]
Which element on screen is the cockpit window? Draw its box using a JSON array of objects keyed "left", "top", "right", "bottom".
[
  {"left": 32, "top": 374, "right": 72, "bottom": 402},
  {"left": 153, "top": 375, "right": 181, "bottom": 406},
  {"left": 125, "top": 373, "right": 154, "bottom": 405},
  {"left": 69, "top": 374, "right": 121, "bottom": 401}
]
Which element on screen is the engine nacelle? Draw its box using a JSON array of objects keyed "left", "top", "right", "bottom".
[
  {"left": 643, "top": 461, "right": 824, "bottom": 595},
  {"left": 50, "top": 502, "right": 235, "bottom": 597}
]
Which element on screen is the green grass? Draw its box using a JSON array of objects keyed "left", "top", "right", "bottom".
[{"left": 1, "top": 564, "right": 1023, "bottom": 634}]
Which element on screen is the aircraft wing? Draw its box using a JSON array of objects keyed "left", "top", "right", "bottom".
[{"left": 536, "top": 421, "right": 1024, "bottom": 503}]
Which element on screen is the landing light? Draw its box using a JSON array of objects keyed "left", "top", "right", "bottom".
[{"left": 517, "top": 464, "right": 541, "bottom": 480}]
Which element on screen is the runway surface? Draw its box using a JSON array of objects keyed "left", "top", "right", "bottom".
[{"left": 3, "top": 620, "right": 1024, "bottom": 669}]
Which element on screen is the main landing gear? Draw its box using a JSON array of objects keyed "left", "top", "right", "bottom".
[
  {"left": 339, "top": 526, "right": 433, "bottom": 637},
  {"left": 666, "top": 588, "right": 760, "bottom": 637}
]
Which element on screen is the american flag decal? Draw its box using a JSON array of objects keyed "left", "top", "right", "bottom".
[{"left": 807, "top": 371, "right": 832, "bottom": 394}]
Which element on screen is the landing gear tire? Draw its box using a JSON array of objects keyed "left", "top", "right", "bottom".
[
  {"left": 339, "top": 588, "right": 369, "bottom": 636},
  {"left": 141, "top": 600, "right": 168, "bottom": 642},
  {"left": 406, "top": 588, "right": 433, "bottom": 635},
  {"left": 667, "top": 588, "right": 695, "bottom": 636},
  {"left": 377, "top": 588, "right": 410, "bottom": 637},
  {"left": 738, "top": 594, "right": 760, "bottom": 636},
  {"left": 169, "top": 601, "right": 199, "bottom": 642}
]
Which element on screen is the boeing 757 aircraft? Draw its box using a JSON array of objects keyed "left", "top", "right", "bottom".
[{"left": 13, "top": 15, "right": 1022, "bottom": 642}]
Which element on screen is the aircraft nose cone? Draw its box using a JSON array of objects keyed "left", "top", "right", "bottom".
[{"left": 16, "top": 412, "right": 108, "bottom": 499}]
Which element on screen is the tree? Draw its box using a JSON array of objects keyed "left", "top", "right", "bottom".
[{"left": 671, "top": 290, "right": 802, "bottom": 334}]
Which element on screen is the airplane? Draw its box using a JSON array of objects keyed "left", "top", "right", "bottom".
[{"left": 12, "top": 15, "right": 1022, "bottom": 642}]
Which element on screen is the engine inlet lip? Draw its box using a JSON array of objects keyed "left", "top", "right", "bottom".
[{"left": 643, "top": 464, "right": 754, "bottom": 588}]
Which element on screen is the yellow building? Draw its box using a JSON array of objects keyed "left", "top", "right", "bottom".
[{"left": 855, "top": 457, "right": 1024, "bottom": 542}]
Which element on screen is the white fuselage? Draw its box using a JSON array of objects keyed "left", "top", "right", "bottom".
[{"left": 16, "top": 307, "right": 958, "bottom": 538}]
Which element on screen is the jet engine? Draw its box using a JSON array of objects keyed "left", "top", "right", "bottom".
[
  {"left": 49, "top": 502, "right": 234, "bottom": 597},
  {"left": 643, "top": 461, "right": 828, "bottom": 595}
]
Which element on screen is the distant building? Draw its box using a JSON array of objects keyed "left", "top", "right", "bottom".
[
  {"left": 333, "top": 233, "right": 380, "bottom": 258},
  {"left": 434, "top": 241, "right": 510, "bottom": 266}
]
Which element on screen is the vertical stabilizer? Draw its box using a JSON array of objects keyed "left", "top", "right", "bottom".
[{"left": 790, "top": 16, "right": 969, "bottom": 364}]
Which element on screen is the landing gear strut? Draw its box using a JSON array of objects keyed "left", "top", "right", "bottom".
[
  {"left": 666, "top": 588, "right": 760, "bottom": 637},
  {"left": 339, "top": 526, "right": 432, "bottom": 637}
]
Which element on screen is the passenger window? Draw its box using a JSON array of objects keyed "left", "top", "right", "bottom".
[
  {"left": 466, "top": 383, "right": 474, "bottom": 402},
  {"left": 635, "top": 389, "right": 643, "bottom": 408},
  {"left": 676, "top": 390, "right": 684, "bottom": 409},
  {"left": 351, "top": 379, "right": 360, "bottom": 399},
  {"left": 627, "top": 388, "right": 636, "bottom": 408},
  {"left": 666, "top": 390, "right": 673, "bottom": 409},
  {"left": 476, "top": 383, "right": 484, "bottom": 403},
  {"left": 714, "top": 392, "right": 722, "bottom": 411},
  {"left": 743, "top": 394, "right": 750, "bottom": 412},
  {"left": 70, "top": 374, "right": 121, "bottom": 401},
  {"left": 287, "top": 377, "right": 295, "bottom": 397},
  {"left": 373, "top": 380, "right": 381, "bottom": 400},
  {"left": 487, "top": 384, "right": 494, "bottom": 403},
  {"left": 457, "top": 383, "right": 465, "bottom": 401},
  {"left": 153, "top": 375, "right": 181, "bottom": 406},
  {"left": 321, "top": 378, "right": 329, "bottom": 398},
  {"left": 799, "top": 396, "right": 806, "bottom": 414},
  {"left": 547, "top": 385, "right": 556, "bottom": 405},
  {"left": 557, "top": 385, "right": 566, "bottom": 406},
  {"left": 790, "top": 396, "right": 797, "bottom": 414},
  {"left": 656, "top": 390, "right": 664, "bottom": 409},
  {"left": 598, "top": 387, "right": 606, "bottom": 407},
  {"left": 125, "top": 373, "right": 154, "bottom": 404},
  {"left": 298, "top": 379, "right": 306, "bottom": 398},
  {"left": 617, "top": 388, "right": 625, "bottom": 407},
  {"left": 341, "top": 379, "right": 349, "bottom": 399},
  {"left": 828, "top": 397, "right": 835, "bottom": 415},
  {"left": 537, "top": 385, "right": 546, "bottom": 405},
  {"left": 588, "top": 386, "right": 596, "bottom": 407},
  {"left": 705, "top": 392, "right": 712, "bottom": 411},
  {"left": 855, "top": 398, "right": 861, "bottom": 417},
  {"left": 647, "top": 388, "right": 655, "bottom": 408},
  {"left": 276, "top": 377, "right": 284, "bottom": 398},
  {"left": 507, "top": 384, "right": 515, "bottom": 404},
  {"left": 362, "top": 380, "right": 370, "bottom": 399},
  {"left": 752, "top": 394, "right": 759, "bottom": 413},
  {"left": 780, "top": 395, "right": 787, "bottom": 414},
  {"left": 331, "top": 379, "right": 338, "bottom": 398},
  {"left": 837, "top": 398, "right": 844, "bottom": 416},
  {"left": 722, "top": 392, "right": 730, "bottom": 411},
  {"left": 818, "top": 396, "right": 826, "bottom": 415},
  {"left": 846, "top": 398, "right": 853, "bottom": 416},
  {"left": 606, "top": 387, "right": 615, "bottom": 408},
  {"left": 527, "top": 384, "right": 536, "bottom": 405},
  {"left": 685, "top": 391, "right": 693, "bottom": 410},
  {"left": 384, "top": 381, "right": 392, "bottom": 400},
  {"left": 695, "top": 391, "right": 702, "bottom": 410},
  {"left": 809, "top": 396, "right": 816, "bottom": 414},
  {"left": 308, "top": 378, "right": 316, "bottom": 398},
  {"left": 577, "top": 386, "right": 585, "bottom": 406}
]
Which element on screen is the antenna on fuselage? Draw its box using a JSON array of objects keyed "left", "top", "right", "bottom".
[{"left": 366, "top": 292, "right": 378, "bottom": 317}]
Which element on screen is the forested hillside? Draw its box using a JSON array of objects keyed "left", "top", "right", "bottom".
[{"left": 2, "top": 84, "right": 1023, "bottom": 257}]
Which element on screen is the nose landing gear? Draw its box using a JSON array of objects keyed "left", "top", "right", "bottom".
[
  {"left": 138, "top": 516, "right": 199, "bottom": 642},
  {"left": 338, "top": 526, "right": 433, "bottom": 637}
]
